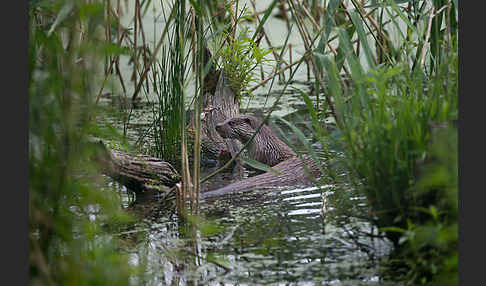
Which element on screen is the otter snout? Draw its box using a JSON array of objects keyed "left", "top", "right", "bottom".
[
  {"left": 215, "top": 122, "right": 223, "bottom": 131},
  {"left": 215, "top": 122, "right": 229, "bottom": 138}
]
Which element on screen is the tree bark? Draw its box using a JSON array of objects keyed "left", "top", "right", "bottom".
[{"left": 196, "top": 69, "right": 243, "bottom": 161}]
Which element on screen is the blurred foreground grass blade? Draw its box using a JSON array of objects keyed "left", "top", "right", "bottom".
[
  {"left": 318, "top": 0, "right": 340, "bottom": 52},
  {"left": 430, "top": 0, "right": 447, "bottom": 73},
  {"left": 336, "top": 27, "right": 364, "bottom": 81},
  {"left": 313, "top": 0, "right": 339, "bottom": 73},
  {"left": 30, "top": 0, "right": 138, "bottom": 284},
  {"left": 48, "top": 1, "right": 75, "bottom": 36},
  {"left": 322, "top": 55, "right": 343, "bottom": 115}
]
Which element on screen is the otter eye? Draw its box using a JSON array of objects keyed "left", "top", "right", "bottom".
[{"left": 228, "top": 121, "right": 234, "bottom": 126}]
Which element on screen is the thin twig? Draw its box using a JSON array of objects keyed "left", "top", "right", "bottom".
[
  {"left": 133, "top": 0, "right": 139, "bottom": 90},
  {"left": 136, "top": 0, "right": 149, "bottom": 93},
  {"left": 248, "top": 59, "right": 301, "bottom": 93},
  {"left": 95, "top": 31, "right": 127, "bottom": 104},
  {"left": 131, "top": 4, "right": 178, "bottom": 101},
  {"left": 288, "top": 0, "right": 341, "bottom": 126}
]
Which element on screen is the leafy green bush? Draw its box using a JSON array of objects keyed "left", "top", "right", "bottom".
[{"left": 218, "top": 26, "right": 272, "bottom": 99}]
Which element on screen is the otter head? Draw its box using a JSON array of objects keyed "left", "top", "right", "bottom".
[{"left": 215, "top": 115, "right": 260, "bottom": 143}]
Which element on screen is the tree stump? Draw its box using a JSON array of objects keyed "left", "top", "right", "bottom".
[{"left": 198, "top": 69, "right": 243, "bottom": 162}]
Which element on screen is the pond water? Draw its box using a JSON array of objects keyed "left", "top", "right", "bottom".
[
  {"left": 95, "top": 1, "right": 407, "bottom": 285},
  {"left": 107, "top": 179, "right": 396, "bottom": 285}
]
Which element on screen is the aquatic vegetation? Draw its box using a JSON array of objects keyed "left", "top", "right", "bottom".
[{"left": 218, "top": 26, "right": 273, "bottom": 99}]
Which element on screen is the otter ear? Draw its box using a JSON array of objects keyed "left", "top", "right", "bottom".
[{"left": 244, "top": 117, "right": 252, "bottom": 125}]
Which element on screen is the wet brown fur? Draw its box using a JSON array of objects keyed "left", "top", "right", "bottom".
[{"left": 215, "top": 115, "right": 296, "bottom": 167}]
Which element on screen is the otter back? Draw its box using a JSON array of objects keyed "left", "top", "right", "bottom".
[{"left": 215, "top": 115, "right": 296, "bottom": 167}]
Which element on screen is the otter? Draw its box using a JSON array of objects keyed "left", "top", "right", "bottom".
[
  {"left": 200, "top": 154, "right": 322, "bottom": 200},
  {"left": 215, "top": 114, "right": 296, "bottom": 167}
]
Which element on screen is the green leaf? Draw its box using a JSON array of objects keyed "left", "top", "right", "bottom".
[
  {"left": 103, "top": 43, "right": 130, "bottom": 56},
  {"left": 322, "top": 56, "right": 343, "bottom": 102},
  {"left": 452, "top": 0, "right": 458, "bottom": 9},
  {"left": 239, "top": 156, "right": 283, "bottom": 175},
  {"left": 294, "top": 87, "right": 324, "bottom": 137},
  {"left": 188, "top": 0, "right": 201, "bottom": 16},
  {"left": 317, "top": 0, "right": 340, "bottom": 53},
  {"left": 252, "top": 45, "right": 263, "bottom": 62},
  {"left": 336, "top": 27, "right": 364, "bottom": 80},
  {"left": 385, "top": 0, "right": 419, "bottom": 35},
  {"left": 349, "top": 11, "right": 376, "bottom": 70},
  {"left": 79, "top": 2, "right": 104, "bottom": 20}
]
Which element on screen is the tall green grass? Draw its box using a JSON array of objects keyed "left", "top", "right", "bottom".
[
  {"left": 149, "top": 19, "right": 190, "bottom": 166},
  {"left": 296, "top": 0, "right": 458, "bottom": 283},
  {"left": 313, "top": 0, "right": 458, "bottom": 235}
]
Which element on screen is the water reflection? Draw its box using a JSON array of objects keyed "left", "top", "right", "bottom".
[{"left": 114, "top": 181, "right": 394, "bottom": 285}]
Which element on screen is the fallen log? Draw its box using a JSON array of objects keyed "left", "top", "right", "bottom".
[
  {"left": 91, "top": 140, "right": 181, "bottom": 194},
  {"left": 89, "top": 66, "right": 244, "bottom": 196}
]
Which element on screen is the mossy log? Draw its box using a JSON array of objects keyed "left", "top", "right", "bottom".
[{"left": 91, "top": 140, "right": 180, "bottom": 194}]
